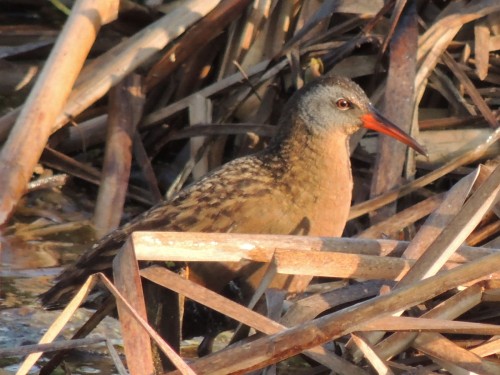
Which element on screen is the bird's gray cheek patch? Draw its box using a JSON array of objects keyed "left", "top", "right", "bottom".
[{"left": 298, "top": 86, "right": 335, "bottom": 131}]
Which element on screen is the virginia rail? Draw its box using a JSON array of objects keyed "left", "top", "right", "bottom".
[{"left": 41, "top": 75, "right": 425, "bottom": 308}]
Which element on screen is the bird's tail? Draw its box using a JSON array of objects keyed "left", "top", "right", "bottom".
[{"left": 40, "top": 231, "right": 127, "bottom": 309}]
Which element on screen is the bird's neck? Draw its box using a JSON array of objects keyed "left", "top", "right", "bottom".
[{"left": 270, "top": 120, "right": 354, "bottom": 237}]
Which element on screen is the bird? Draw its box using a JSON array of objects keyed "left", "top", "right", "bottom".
[{"left": 41, "top": 75, "right": 425, "bottom": 309}]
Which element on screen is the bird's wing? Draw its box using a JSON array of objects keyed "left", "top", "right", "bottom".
[{"left": 40, "top": 156, "right": 281, "bottom": 309}]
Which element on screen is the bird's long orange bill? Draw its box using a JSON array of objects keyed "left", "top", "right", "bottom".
[{"left": 362, "top": 106, "right": 427, "bottom": 156}]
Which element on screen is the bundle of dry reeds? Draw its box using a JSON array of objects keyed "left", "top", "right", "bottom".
[{"left": 1, "top": 1, "right": 499, "bottom": 374}]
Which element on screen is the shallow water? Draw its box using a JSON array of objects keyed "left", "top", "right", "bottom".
[
  {"left": 0, "top": 230, "right": 125, "bottom": 374},
  {"left": 0, "top": 305, "right": 124, "bottom": 374}
]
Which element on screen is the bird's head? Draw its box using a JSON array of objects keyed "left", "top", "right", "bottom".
[{"left": 286, "top": 75, "right": 426, "bottom": 155}]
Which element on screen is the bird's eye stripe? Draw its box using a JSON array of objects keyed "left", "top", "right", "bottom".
[{"left": 336, "top": 98, "right": 351, "bottom": 110}]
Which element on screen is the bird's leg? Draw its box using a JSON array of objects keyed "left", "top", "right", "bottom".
[{"left": 143, "top": 278, "right": 181, "bottom": 373}]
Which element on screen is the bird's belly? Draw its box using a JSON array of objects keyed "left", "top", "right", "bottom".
[
  {"left": 188, "top": 190, "right": 349, "bottom": 293},
  {"left": 212, "top": 187, "right": 351, "bottom": 237}
]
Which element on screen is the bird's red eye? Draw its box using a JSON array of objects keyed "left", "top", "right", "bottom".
[{"left": 336, "top": 98, "right": 351, "bottom": 110}]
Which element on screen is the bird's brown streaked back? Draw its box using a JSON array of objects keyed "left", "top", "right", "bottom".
[{"left": 41, "top": 75, "right": 425, "bottom": 308}]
